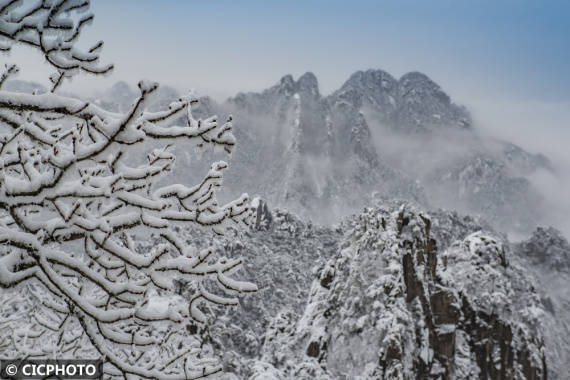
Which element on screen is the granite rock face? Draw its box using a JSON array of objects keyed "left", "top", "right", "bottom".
[
  {"left": 246, "top": 205, "right": 547, "bottom": 379},
  {"left": 171, "top": 202, "right": 560, "bottom": 379}
]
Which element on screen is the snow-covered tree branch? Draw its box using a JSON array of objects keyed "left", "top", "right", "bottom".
[
  {"left": 0, "top": 0, "right": 113, "bottom": 91},
  {"left": 0, "top": 1, "right": 255, "bottom": 378}
]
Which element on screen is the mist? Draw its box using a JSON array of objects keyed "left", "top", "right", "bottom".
[
  {"left": 472, "top": 99, "right": 570, "bottom": 239},
  {"left": 366, "top": 99, "right": 570, "bottom": 240}
]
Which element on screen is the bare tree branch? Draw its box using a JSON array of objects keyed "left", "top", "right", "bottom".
[{"left": 0, "top": 1, "right": 256, "bottom": 378}]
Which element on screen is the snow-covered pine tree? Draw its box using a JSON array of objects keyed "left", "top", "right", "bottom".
[{"left": 0, "top": 1, "right": 255, "bottom": 378}]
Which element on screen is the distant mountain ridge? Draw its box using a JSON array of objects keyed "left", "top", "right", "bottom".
[
  {"left": 220, "top": 69, "right": 550, "bottom": 235},
  {"left": 5, "top": 70, "right": 554, "bottom": 235},
  {"left": 331, "top": 69, "right": 472, "bottom": 132}
]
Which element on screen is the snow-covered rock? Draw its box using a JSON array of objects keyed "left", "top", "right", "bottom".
[
  {"left": 250, "top": 204, "right": 547, "bottom": 379},
  {"left": 513, "top": 227, "right": 570, "bottom": 379},
  {"left": 515, "top": 226, "right": 570, "bottom": 271},
  {"left": 174, "top": 202, "right": 560, "bottom": 379}
]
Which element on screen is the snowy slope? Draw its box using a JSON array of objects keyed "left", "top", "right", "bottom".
[
  {"left": 238, "top": 204, "right": 549, "bottom": 379},
  {"left": 513, "top": 227, "right": 570, "bottom": 379},
  {"left": 161, "top": 200, "right": 566, "bottom": 379}
]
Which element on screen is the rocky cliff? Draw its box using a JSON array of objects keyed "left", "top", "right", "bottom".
[{"left": 165, "top": 201, "right": 566, "bottom": 379}]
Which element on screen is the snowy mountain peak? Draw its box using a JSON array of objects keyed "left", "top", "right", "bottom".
[
  {"left": 342, "top": 68, "right": 398, "bottom": 91},
  {"left": 396, "top": 71, "right": 471, "bottom": 131},
  {"left": 275, "top": 72, "right": 320, "bottom": 99},
  {"left": 399, "top": 71, "right": 450, "bottom": 104},
  {"left": 278, "top": 74, "right": 296, "bottom": 94},
  {"left": 516, "top": 226, "right": 570, "bottom": 271},
  {"left": 329, "top": 69, "right": 472, "bottom": 132},
  {"left": 399, "top": 71, "right": 436, "bottom": 86},
  {"left": 332, "top": 69, "right": 398, "bottom": 113},
  {"left": 297, "top": 71, "right": 320, "bottom": 97}
]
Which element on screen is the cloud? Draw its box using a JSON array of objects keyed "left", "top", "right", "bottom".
[
  {"left": 364, "top": 98, "right": 570, "bottom": 240},
  {"left": 461, "top": 99, "right": 570, "bottom": 239}
]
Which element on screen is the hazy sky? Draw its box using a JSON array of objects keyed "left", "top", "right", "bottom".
[
  {"left": 9, "top": 0, "right": 570, "bottom": 103},
  {"left": 7, "top": 1, "right": 570, "bottom": 158}
]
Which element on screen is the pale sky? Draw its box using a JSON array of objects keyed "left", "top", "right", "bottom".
[
  {"left": 7, "top": 0, "right": 570, "bottom": 103},
  {"left": 5, "top": 1, "right": 570, "bottom": 160}
]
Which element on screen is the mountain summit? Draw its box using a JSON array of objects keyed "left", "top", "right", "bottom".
[
  {"left": 97, "top": 69, "right": 552, "bottom": 235},
  {"left": 330, "top": 69, "right": 471, "bottom": 132}
]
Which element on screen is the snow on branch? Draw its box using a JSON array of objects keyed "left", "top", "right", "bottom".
[
  {"left": 0, "top": 1, "right": 255, "bottom": 378},
  {"left": 0, "top": 0, "right": 113, "bottom": 92}
]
